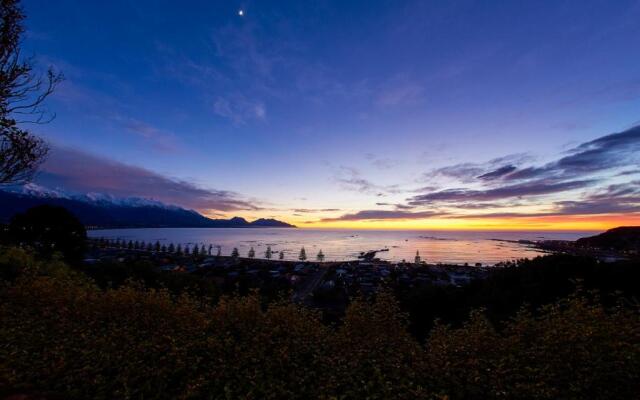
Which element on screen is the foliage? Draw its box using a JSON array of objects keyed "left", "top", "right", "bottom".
[
  {"left": 7, "top": 205, "right": 87, "bottom": 264},
  {"left": 0, "top": 248, "right": 639, "bottom": 399},
  {"left": 397, "top": 254, "right": 640, "bottom": 339}
]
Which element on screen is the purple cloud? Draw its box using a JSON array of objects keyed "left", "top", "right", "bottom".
[
  {"left": 321, "top": 209, "right": 447, "bottom": 222},
  {"left": 408, "top": 178, "right": 596, "bottom": 205},
  {"left": 35, "top": 147, "right": 259, "bottom": 212}
]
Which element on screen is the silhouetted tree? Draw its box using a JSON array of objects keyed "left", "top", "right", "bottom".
[
  {"left": 265, "top": 245, "right": 272, "bottom": 259},
  {"left": 168, "top": 243, "right": 175, "bottom": 253},
  {"left": 0, "top": 0, "right": 63, "bottom": 186},
  {"left": 161, "top": 244, "right": 167, "bottom": 252},
  {"left": 208, "top": 244, "right": 213, "bottom": 256},
  {"left": 184, "top": 245, "right": 191, "bottom": 256},
  {"left": 414, "top": 251, "right": 421, "bottom": 265},
  {"left": 248, "top": 247, "right": 255, "bottom": 258},
  {"left": 192, "top": 245, "right": 199, "bottom": 257},
  {"left": 200, "top": 244, "right": 206, "bottom": 255},
  {"left": 8, "top": 205, "right": 86, "bottom": 263},
  {"left": 279, "top": 251, "right": 284, "bottom": 260},
  {"left": 299, "top": 247, "right": 307, "bottom": 261},
  {"left": 231, "top": 248, "right": 239, "bottom": 258},
  {"left": 317, "top": 249, "right": 325, "bottom": 262},
  {"left": 216, "top": 246, "right": 221, "bottom": 257},
  {"left": 176, "top": 244, "right": 182, "bottom": 255},
  {"left": 154, "top": 241, "right": 161, "bottom": 252}
]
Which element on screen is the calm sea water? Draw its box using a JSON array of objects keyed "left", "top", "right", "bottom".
[{"left": 88, "top": 228, "right": 596, "bottom": 265}]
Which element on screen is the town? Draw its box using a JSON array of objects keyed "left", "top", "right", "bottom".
[{"left": 86, "top": 238, "right": 504, "bottom": 310}]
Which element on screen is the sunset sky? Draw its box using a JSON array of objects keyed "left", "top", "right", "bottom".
[{"left": 19, "top": 0, "right": 640, "bottom": 230}]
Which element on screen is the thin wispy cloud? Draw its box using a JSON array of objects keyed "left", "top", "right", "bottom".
[
  {"left": 321, "top": 209, "right": 447, "bottom": 222},
  {"left": 293, "top": 208, "right": 341, "bottom": 213},
  {"left": 365, "top": 153, "right": 400, "bottom": 170},
  {"left": 333, "top": 166, "right": 402, "bottom": 196}
]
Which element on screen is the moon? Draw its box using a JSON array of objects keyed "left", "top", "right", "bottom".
[{"left": 238, "top": 9, "right": 244, "bottom": 16}]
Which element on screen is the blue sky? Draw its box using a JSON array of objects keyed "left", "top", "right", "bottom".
[{"left": 18, "top": 0, "right": 640, "bottom": 228}]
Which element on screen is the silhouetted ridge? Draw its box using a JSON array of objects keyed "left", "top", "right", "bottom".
[
  {"left": 576, "top": 226, "right": 640, "bottom": 251},
  {"left": 0, "top": 190, "right": 295, "bottom": 228}
]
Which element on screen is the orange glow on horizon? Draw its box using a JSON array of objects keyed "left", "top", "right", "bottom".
[
  {"left": 297, "top": 214, "right": 640, "bottom": 231},
  {"left": 203, "top": 210, "right": 640, "bottom": 231}
]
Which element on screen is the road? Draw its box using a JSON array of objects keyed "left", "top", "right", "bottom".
[{"left": 292, "top": 264, "right": 330, "bottom": 304}]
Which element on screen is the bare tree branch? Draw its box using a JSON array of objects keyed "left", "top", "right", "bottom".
[{"left": 0, "top": 0, "right": 62, "bottom": 185}]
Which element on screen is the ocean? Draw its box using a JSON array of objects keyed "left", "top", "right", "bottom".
[{"left": 87, "top": 228, "right": 596, "bottom": 265}]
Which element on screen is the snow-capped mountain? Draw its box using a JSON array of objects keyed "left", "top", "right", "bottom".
[
  {"left": 0, "top": 186, "right": 294, "bottom": 228},
  {"left": 9, "top": 183, "right": 183, "bottom": 211}
]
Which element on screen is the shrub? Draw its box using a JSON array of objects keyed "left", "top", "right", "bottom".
[{"left": 0, "top": 248, "right": 638, "bottom": 399}]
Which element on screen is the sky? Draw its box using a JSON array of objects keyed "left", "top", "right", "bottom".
[{"left": 17, "top": 0, "right": 640, "bottom": 230}]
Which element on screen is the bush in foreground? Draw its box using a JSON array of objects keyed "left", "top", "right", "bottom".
[{"left": 0, "top": 247, "right": 639, "bottom": 399}]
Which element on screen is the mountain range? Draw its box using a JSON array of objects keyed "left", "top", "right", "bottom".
[{"left": 0, "top": 187, "right": 295, "bottom": 229}]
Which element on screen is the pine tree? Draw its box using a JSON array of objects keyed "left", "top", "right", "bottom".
[
  {"left": 128, "top": 241, "right": 134, "bottom": 250},
  {"left": 265, "top": 246, "right": 272, "bottom": 259},
  {"left": 134, "top": 241, "right": 140, "bottom": 250},
  {"left": 248, "top": 247, "right": 255, "bottom": 258},
  {"left": 192, "top": 245, "right": 199, "bottom": 257},
  {"left": 155, "top": 241, "right": 161, "bottom": 252},
  {"left": 231, "top": 248, "right": 239, "bottom": 258},
  {"left": 208, "top": 244, "right": 213, "bottom": 256},
  {"left": 317, "top": 249, "right": 325, "bottom": 262},
  {"left": 299, "top": 247, "right": 307, "bottom": 261},
  {"left": 161, "top": 244, "right": 167, "bottom": 252},
  {"left": 201, "top": 244, "right": 206, "bottom": 255},
  {"left": 168, "top": 243, "right": 175, "bottom": 253},
  {"left": 414, "top": 250, "right": 421, "bottom": 265},
  {"left": 146, "top": 242, "right": 153, "bottom": 252},
  {"left": 184, "top": 246, "right": 191, "bottom": 255},
  {"left": 216, "top": 246, "right": 222, "bottom": 257},
  {"left": 176, "top": 244, "right": 182, "bottom": 255},
  {"left": 279, "top": 251, "right": 284, "bottom": 260}
]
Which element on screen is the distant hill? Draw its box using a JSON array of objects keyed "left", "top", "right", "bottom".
[
  {"left": 576, "top": 227, "right": 640, "bottom": 251},
  {"left": 0, "top": 190, "right": 295, "bottom": 229}
]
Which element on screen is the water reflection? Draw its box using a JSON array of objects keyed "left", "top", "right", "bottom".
[{"left": 88, "top": 228, "right": 595, "bottom": 265}]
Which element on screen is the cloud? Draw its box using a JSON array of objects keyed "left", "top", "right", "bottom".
[
  {"left": 553, "top": 180, "right": 640, "bottom": 215},
  {"left": 501, "top": 125, "right": 640, "bottom": 182},
  {"left": 618, "top": 170, "right": 640, "bottom": 177},
  {"left": 112, "top": 116, "right": 180, "bottom": 151},
  {"left": 54, "top": 78, "right": 178, "bottom": 152},
  {"left": 409, "top": 178, "right": 596, "bottom": 205},
  {"left": 35, "top": 147, "right": 259, "bottom": 212},
  {"left": 321, "top": 209, "right": 447, "bottom": 222},
  {"left": 364, "top": 153, "right": 400, "bottom": 170},
  {"left": 212, "top": 96, "right": 266, "bottom": 124},
  {"left": 408, "top": 125, "right": 640, "bottom": 212},
  {"left": 293, "top": 208, "right": 341, "bottom": 213},
  {"left": 430, "top": 163, "right": 485, "bottom": 183},
  {"left": 448, "top": 181, "right": 640, "bottom": 219},
  {"left": 376, "top": 81, "right": 424, "bottom": 106},
  {"left": 425, "top": 153, "right": 534, "bottom": 183},
  {"left": 477, "top": 165, "right": 517, "bottom": 180},
  {"left": 333, "top": 166, "right": 401, "bottom": 195},
  {"left": 449, "top": 202, "right": 522, "bottom": 209}
]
